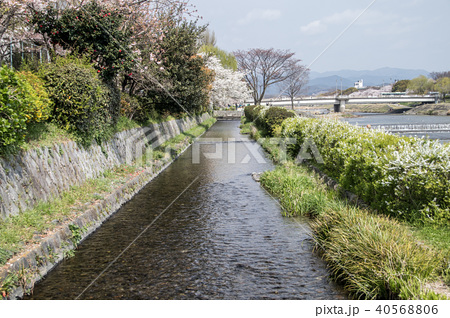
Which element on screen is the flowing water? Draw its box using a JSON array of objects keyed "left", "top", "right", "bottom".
[
  {"left": 343, "top": 113, "right": 450, "bottom": 142},
  {"left": 26, "top": 121, "right": 345, "bottom": 300}
]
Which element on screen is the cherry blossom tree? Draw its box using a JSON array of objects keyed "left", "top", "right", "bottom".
[
  {"left": 204, "top": 55, "right": 251, "bottom": 109},
  {"left": 2, "top": 0, "right": 212, "bottom": 117},
  {"left": 1, "top": 1, "right": 199, "bottom": 68}
]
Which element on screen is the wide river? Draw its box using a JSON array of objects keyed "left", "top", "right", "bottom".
[
  {"left": 342, "top": 113, "right": 450, "bottom": 142},
  {"left": 26, "top": 120, "right": 345, "bottom": 300}
]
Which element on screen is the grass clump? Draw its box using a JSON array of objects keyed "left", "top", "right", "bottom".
[
  {"left": 260, "top": 164, "right": 336, "bottom": 217},
  {"left": 312, "top": 206, "right": 447, "bottom": 300},
  {"left": 260, "top": 163, "right": 448, "bottom": 300},
  {"left": 239, "top": 117, "right": 252, "bottom": 135}
]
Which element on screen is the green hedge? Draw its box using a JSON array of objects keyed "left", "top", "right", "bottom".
[
  {"left": 0, "top": 66, "right": 52, "bottom": 150},
  {"left": 261, "top": 106, "right": 295, "bottom": 136},
  {"left": 281, "top": 116, "right": 450, "bottom": 225},
  {"left": 244, "top": 105, "right": 257, "bottom": 121},
  {"left": 244, "top": 105, "right": 295, "bottom": 137},
  {"left": 39, "top": 56, "right": 114, "bottom": 145}
]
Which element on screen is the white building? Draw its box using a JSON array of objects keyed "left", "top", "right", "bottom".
[{"left": 354, "top": 79, "right": 364, "bottom": 89}]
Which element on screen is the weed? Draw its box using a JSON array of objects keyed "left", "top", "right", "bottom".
[
  {"left": 46, "top": 246, "right": 57, "bottom": 264},
  {"left": 0, "top": 248, "right": 13, "bottom": 265},
  {"left": 63, "top": 249, "right": 75, "bottom": 259},
  {"left": 69, "top": 224, "right": 82, "bottom": 248},
  {"left": 0, "top": 273, "right": 18, "bottom": 298}
]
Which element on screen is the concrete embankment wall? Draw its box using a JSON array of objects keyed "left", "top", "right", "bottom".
[{"left": 0, "top": 113, "right": 211, "bottom": 220}]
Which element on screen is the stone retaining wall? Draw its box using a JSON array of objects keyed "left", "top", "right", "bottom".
[{"left": 0, "top": 114, "right": 211, "bottom": 219}]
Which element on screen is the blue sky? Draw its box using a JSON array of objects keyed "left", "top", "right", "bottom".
[{"left": 188, "top": 0, "right": 449, "bottom": 73}]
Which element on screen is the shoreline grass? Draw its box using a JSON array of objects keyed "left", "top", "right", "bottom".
[
  {"left": 260, "top": 161, "right": 448, "bottom": 300},
  {"left": 244, "top": 120, "right": 449, "bottom": 300}
]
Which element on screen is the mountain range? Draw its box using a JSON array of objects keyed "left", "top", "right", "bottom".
[{"left": 306, "top": 67, "right": 430, "bottom": 95}]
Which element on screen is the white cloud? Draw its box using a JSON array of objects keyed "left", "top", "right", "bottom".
[
  {"left": 238, "top": 9, "right": 282, "bottom": 25},
  {"left": 330, "top": 9, "right": 362, "bottom": 24},
  {"left": 299, "top": 8, "right": 419, "bottom": 37},
  {"left": 300, "top": 20, "right": 327, "bottom": 35},
  {"left": 300, "top": 9, "right": 360, "bottom": 35}
]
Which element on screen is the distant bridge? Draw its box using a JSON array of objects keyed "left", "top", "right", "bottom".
[{"left": 260, "top": 95, "right": 439, "bottom": 112}]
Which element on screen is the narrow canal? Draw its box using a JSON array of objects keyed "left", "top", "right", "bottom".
[{"left": 27, "top": 121, "right": 345, "bottom": 300}]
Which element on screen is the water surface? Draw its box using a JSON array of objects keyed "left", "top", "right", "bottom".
[
  {"left": 342, "top": 113, "right": 450, "bottom": 141},
  {"left": 27, "top": 121, "right": 345, "bottom": 300}
]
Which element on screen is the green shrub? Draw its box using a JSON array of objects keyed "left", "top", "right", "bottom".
[
  {"left": 253, "top": 105, "right": 269, "bottom": 130},
  {"left": 0, "top": 66, "right": 52, "bottom": 150},
  {"left": 244, "top": 105, "right": 294, "bottom": 136},
  {"left": 261, "top": 107, "right": 295, "bottom": 136},
  {"left": 281, "top": 116, "right": 450, "bottom": 225},
  {"left": 16, "top": 71, "right": 53, "bottom": 123},
  {"left": 39, "top": 56, "right": 114, "bottom": 145},
  {"left": 244, "top": 105, "right": 257, "bottom": 121},
  {"left": 120, "top": 93, "right": 142, "bottom": 120}
]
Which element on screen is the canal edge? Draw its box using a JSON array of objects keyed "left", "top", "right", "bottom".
[{"left": 0, "top": 120, "right": 215, "bottom": 300}]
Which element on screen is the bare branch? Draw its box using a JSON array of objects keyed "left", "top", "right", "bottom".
[{"left": 234, "top": 48, "right": 296, "bottom": 105}]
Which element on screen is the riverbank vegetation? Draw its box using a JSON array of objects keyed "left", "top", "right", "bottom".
[
  {"left": 405, "top": 103, "right": 450, "bottom": 116},
  {"left": 399, "top": 72, "right": 450, "bottom": 101},
  {"left": 343, "top": 104, "right": 408, "bottom": 113},
  {"left": 281, "top": 117, "right": 449, "bottom": 226},
  {"left": 242, "top": 105, "right": 449, "bottom": 299}
]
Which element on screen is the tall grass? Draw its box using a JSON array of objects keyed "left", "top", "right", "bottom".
[
  {"left": 260, "top": 164, "right": 448, "bottom": 300},
  {"left": 312, "top": 206, "right": 447, "bottom": 299},
  {"left": 260, "top": 164, "right": 337, "bottom": 217}
]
